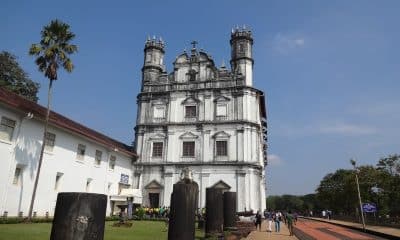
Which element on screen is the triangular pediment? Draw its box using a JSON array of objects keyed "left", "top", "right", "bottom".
[
  {"left": 181, "top": 96, "right": 200, "bottom": 105},
  {"left": 212, "top": 131, "right": 230, "bottom": 139},
  {"left": 214, "top": 96, "right": 230, "bottom": 102},
  {"left": 151, "top": 98, "right": 168, "bottom": 106},
  {"left": 144, "top": 180, "right": 163, "bottom": 189},
  {"left": 149, "top": 133, "right": 166, "bottom": 140},
  {"left": 211, "top": 180, "right": 231, "bottom": 190},
  {"left": 179, "top": 131, "right": 199, "bottom": 139}
]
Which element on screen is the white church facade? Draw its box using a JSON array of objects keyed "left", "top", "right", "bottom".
[
  {"left": 133, "top": 28, "right": 268, "bottom": 211},
  {"left": 0, "top": 27, "right": 267, "bottom": 217},
  {"left": 0, "top": 88, "right": 138, "bottom": 217}
]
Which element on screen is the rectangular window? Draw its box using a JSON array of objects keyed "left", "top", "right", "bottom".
[
  {"left": 54, "top": 172, "right": 63, "bottom": 191},
  {"left": 0, "top": 117, "right": 16, "bottom": 141},
  {"left": 182, "top": 141, "right": 195, "bottom": 157},
  {"left": 152, "top": 142, "right": 163, "bottom": 157},
  {"left": 76, "top": 144, "right": 86, "bottom": 160},
  {"left": 107, "top": 183, "right": 112, "bottom": 194},
  {"left": 109, "top": 155, "right": 116, "bottom": 170},
  {"left": 153, "top": 106, "right": 165, "bottom": 118},
  {"left": 185, "top": 106, "right": 197, "bottom": 118},
  {"left": 44, "top": 132, "right": 56, "bottom": 151},
  {"left": 95, "top": 150, "right": 102, "bottom": 165},
  {"left": 86, "top": 179, "right": 92, "bottom": 192},
  {"left": 216, "top": 104, "right": 227, "bottom": 117},
  {"left": 120, "top": 174, "right": 129, "bottom": 184},
  {"left": 216, "top": 141, "right": 228, "bottom": 156},
  {"left": 146, "top": 53, "right": 152, "bottom": 63},
  {"left": 13, "top": 167, "right": 21, "bottom": 185}
]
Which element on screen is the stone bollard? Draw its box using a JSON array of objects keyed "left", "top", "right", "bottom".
[
  {"left": 223, "top": 191, "right": 237, "bottom": 231},
  {"left": 50, "top": 192, "right": 107, "bottom": 240},
  {"left": 168, "top": 179, "right": 199, "bottom": 240},
  {"left": 205, "top": 188, "right": 223, "bottom": 238}
]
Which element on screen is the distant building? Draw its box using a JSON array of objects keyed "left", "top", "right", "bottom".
[
  {"left": 0, "top": 88, "right": 138, "bottom": 217},
  {"left": 133, "top": 27, "right": 268, "bottom": 211}
]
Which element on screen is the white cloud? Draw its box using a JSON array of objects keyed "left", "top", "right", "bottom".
[
  {"left": 317, "top": 123, "right": 376, "bottom": 135},
  {"left": 267, "top": 154, "right": 283, "bottom": 166},
  {"left": 349, "top": 101, "right": 400, "bottom": 117},
  {"left": 272, "top": 33, "right": 305, "bottom": 54}
]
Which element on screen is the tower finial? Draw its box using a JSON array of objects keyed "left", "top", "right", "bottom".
[{"left": 191, "top": 40, "right": 198, "bottom": 49}]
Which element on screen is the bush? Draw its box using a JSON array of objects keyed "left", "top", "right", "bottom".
[{"left": 0, "top": 217, "right": 53, "bottom": 224}]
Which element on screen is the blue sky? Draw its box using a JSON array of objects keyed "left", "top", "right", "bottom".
[{"left": 1, "top": 0, "right": 399, "bottom": 195}]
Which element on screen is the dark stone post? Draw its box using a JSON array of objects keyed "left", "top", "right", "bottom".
[
  {"left": 223, "top": 191, "right": 237, "bottom": 231},
  {"left": 205, "top": 188, "right": 223, "bottom": 237},
  {"left": 50, "top": 192, "right": 107, "bottom": 240},
  {"left": 168, "top": 176, "right": 199, "bottom": 240}
]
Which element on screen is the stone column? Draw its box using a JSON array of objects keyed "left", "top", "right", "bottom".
[
  {"left": 163, "top": 171, "right": 173, "bottom": 206},
  {"left": 50, "top": 192, "right": 107, "bottom": 240},
  {"left": 223, "top": 191, "right": 237, "bottom": 231},
  {"left": 205, "top": 188, "right": 223, "bottom": 237},
  {"left": 168, "top": 180, "right": 199, "bottom": 240},
  {"left": 200, "top": 173, "right": 210, "bottom": 207},
  {"left": 236, "top": 170, "right": 246, "bottom": 211}
]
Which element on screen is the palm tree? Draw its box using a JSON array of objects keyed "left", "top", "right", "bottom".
[{"left": 27, "top": 19, "right": 77, "bottom": 220}]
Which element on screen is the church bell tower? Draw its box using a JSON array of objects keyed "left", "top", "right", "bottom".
[
  {"left": 230, "top": 27, "right": 254, "bottom": 86},
  {"left": 142, "top": 36, "right": 165, "bottom": 85}
]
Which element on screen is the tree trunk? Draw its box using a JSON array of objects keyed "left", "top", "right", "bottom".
[{"left": 27, "top": 79, "right": 53, "bottom": 220}]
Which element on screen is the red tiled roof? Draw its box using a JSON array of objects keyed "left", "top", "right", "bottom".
[{"left": 0, "top": 88, "right": 136, "bottom": 158}]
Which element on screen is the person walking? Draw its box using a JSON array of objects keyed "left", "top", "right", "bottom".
[
  {"left": 286, "top": 210, "right": 295, "bottom": 236},
  {"left": 264, "top": 209, "right": 273, "bottom": 232},
  {"left": 255, "top": 211, "right": 262, "bottom": 231},
  {"left": 275, "top": 211, "right": 282, "bottom": 232}
]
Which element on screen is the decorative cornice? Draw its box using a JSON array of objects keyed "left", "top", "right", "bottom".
[
  {"left": 136, "top": 120, "right": 262, "bottom": 129},
  {"left": 134, "top": 161, "right": 264, "bottom": 170}
]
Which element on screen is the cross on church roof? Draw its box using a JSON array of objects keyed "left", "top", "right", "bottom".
[{"left": 191, "top": 40, "right": 198, "bottom": 49}]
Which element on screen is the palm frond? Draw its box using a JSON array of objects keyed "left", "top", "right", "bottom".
[
  {"left": 29, "top": 44, "right": 43, "bottom": 56},
  {"left": 63, "top": 58, "right": 74, "bottom": 72},
  {"left": 29, "top": 19, "right": 76, "bottom": 81},
  {"left": 35, "top": 56, "right": 47, "bottom": 73}
]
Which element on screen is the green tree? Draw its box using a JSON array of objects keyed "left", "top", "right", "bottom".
[
  {"left": 376, "top": 154, "right": 400, "bottom": 215},
  {"left": 0, "top": 51, "right": 39, "bottom": 101},
  {"left": 316, "top": 169, "right": 357, "bottom": 214},
  {"left": 27, "top": 19, "right": 77, "bottom": 220},
  {"left": 377, "top": 154, "right": 400, "bottom": 175},
  {"left": 266, "top": 195, "right": 305, "bottom": 212}
]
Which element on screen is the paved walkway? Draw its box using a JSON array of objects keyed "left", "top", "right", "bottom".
[
  {"left": 246, "top": 220, "right": 298, "bottom": 240},
  {"left": 305, "top": 217, "right": 400, "bottom": 238}
]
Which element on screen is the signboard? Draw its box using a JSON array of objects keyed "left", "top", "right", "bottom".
[
  {"left": 120, "top": 174, "right": 129, "bottom": 185},
  {"left": 362, "top": 203, "right": 377, "bottom": 213}
]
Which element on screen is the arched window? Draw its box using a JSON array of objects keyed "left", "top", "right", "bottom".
[{"left": 188, "top": 69, "right": 197, "bottom": 81}]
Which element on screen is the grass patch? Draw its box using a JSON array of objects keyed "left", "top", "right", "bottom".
[{"left": 0, "top": 221, "right": 205, "bottom": 240}]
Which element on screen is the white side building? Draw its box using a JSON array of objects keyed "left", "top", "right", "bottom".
[
  {"left": 133, "top": 28, "right": 268, "bottom": 211},
  {"left": 0, "top": 88, "right": 138, "bottom": 217}
]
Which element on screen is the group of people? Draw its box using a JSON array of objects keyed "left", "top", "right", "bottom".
[
  {"left": 137, "top": 206, "right": 170, "bottom": 218},
  {"left": 321, "top": 210, "right": 332, "bottom": 220},
  {"left": 254, "top": 209, "right": 297, "bottom": 236}
]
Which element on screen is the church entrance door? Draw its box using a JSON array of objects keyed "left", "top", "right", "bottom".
[{"left": 149, "top": 193, "right": 159, "bottom": 208}]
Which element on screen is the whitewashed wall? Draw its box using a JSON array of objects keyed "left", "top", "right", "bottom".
[
  {"left": 0, "top": 105, "right": 133, "bottom": 217},
  {"left": 135, "top": 88, "right": 266, "bottom": 211}
]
